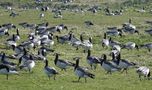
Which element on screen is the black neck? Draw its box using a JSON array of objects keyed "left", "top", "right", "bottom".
[
  {"left": 54, "top": 54, "right": 59, "bottom": 65},
  {"left": 74, "top": 59, "right": 79, "bottom": 71},
  {"left": 45, "top": 60, "right": 48, "bottom": 67},
  {"left": 104, "top": 33, "right": 107, "bottom": 39},
  {"left": 12, "top": 34, "right": 15, "bottom": 41},
  {"left": 17, "top": 29, "right": 20, "bottom": 36},
  {"left": 87, "top": 50, "right": 91, "bottom": 58},
  {"left": 80, "top": 34, "right": 83, "bottom": 42}
]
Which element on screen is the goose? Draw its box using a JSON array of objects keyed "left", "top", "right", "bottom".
[
  {"left": 122, "top": 23, "right": 139, "bottom": 34},
  {"left": 109, "top": 49, "right": 120, "bottom": 58},
  {"left": 74, "top": 57, "right": 95, "bottom": 82},
  {"left": 38, "top": 46, "right": 54, "bottom": 57},
  {"left": 80, "top": 34, "right": 93, "bottom": 53},
  {"left": 40, "top": 34, "right": 54, "bottom": 47},
  {"left": 0, "top": 28, "right": 9, "bottom": 36},
  {"left": 106, "top": 29, "right": 122, "bottom": 37},
  {"left": 1, "top": 52, "right": 17, "bottom": 69},
  {"left": 56, "top": 32, "right": 72, "bottom": 44},
  {"left": 140, "top": 43, "right": 152, "bottom": 52},
  {"left": 122, "top": 42, "right": 139, "bottom": 50},
  {"left": 0, "top": 64, "right": 18, "bottom": 80},
  {"left": 54, "top": 53, "right": 75, "bottom": 71},
  {"left": 20, "top": 40, "right": 35, "bottom": 50},
  {"left": 56, "top": 24, "right": 68, "bottom": 32},
  {"left": 14, "top": 28, "right": 20, "bottom": 41},
  {"left": 116, "top": 53, "right": 136, "bottom": 73},
  {"left": 11, "top": 45, "right": 24, "bottom": 55},
  {"left": 86, "top": 50, "right": 100, "bottom": 69},
  {"left": 99, "top": 54, "right": 120, "bottom": 74},
  {"left": 84, "top": 21, "right": 94, "bottom": 27},
  {"left": 6, "top": 34, "right": 17, "bottom": 48},
  {"left": 145, "top": 29, "right": 152, "bottom": 36},
  {"left": 69, "top": 33, "right": 83, "bottom": 50},
  {"left": 109, "top": 37, "right": 122, "bottom": 47},
  {"left": 101, "top": 33, "right": 110, "bottom": 48},
  {"left": 136, "top": 66, "right": 150, "bottom": 80},
  {"left": 44, "top": 59, "right": 58, "bottom": 80},
  {"left": 2, "top": 23, "right": 16, "bottom": 30},
  {"left": 18, "top": 55, "right": 35, "bottom": 73}
]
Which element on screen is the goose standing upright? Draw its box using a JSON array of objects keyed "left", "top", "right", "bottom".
[
  {"left": 54, "top": 53, "right": 75, "bottom": 71},
  {"left": 74, "top": 57, "right": 95, "bottom": 82},
  {"left": 0, "top": 64, "right": 18, "bottom": 80},
  {"left": 44, "top": 59, "right": 58, "bottom": 80},
  {"left": 99, "top": 54, "right": 120, "bottom": 74},
  {"left": 18, "top": 55, "right": 35, "bottom": 73},
  {"left": 117, "top": 53, "right": 136, "bottom": 74},
  {"left": 86, "top": 50, "right": 100, "bottom": 69}
]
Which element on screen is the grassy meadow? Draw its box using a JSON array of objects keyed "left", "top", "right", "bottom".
[{"left": 0, "top": 1, "right": 152, "bottom": 90}]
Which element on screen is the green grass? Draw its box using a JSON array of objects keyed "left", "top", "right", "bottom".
[{"left": 0, "top": 3, "right": 152, "bottom": 90}]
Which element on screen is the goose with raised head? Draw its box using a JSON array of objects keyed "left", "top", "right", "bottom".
[
  {"left": 86, "top": 50, "right": 100, "bottom": 69},
  {"left": 54, "top": 53, "right": 75, "bottom": 71},
  {"left": 74, "top": 57, "right": 95, "bottom": 83},
  {"left": 0, "top": 64, "right": 18, "bottom": 80},
  {"left": 18, "top": 55, "right": 35, "bottom": 73},
  {"left": 101, "top": 33, "right": 110, "bottom": 48},
  {"left": 117, "top": 53, "right": 136, "bottom": 74},
  {"left": 99, "top": 54, "right": 120, "bottom": 74},
  {"left": 80, "top": 34, "right": 93, "bottom": 53},
  {"left": 1, "top": 52, "right": 17, "bottom": 69},
  {"left": 44, "top": 59, "right": 58, "bottom": 80},
  {"left": 6, "top": 34, "right": 17, "bottom": 48}
]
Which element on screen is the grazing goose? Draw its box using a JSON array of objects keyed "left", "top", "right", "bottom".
[
  {"left": 18, "top": 55, "right": 35, "bottom": 73},
  {"left": 140, "top": 43, "right": 152, "bottom": 52},
  {"left": 117, "top": 53, "right": 136, "bottom": 73},
  {"left": 122, "top": 42, "right": 139, "bottom": 50},
  {"left": 101, "top": 33, "right": 110, "bottom": 48},
  {"left": 145, "top": 29, "right": 152, "bottom": 36},
  {"left": 99, "top": 54, "right": 120, "bottom": 74},
  {"left": 54, "top": 53, "right": 75, "bottom": 71},
  {"left": 20, "top": 40, "right": 35, "bottom": 50},
  {"left": 86, "top": 50, "right": 100, "bottom": 69},
  {"left": 74, "top": 57, "right": 95, "bottom": 82},
  {"left": 0, "top": 64, "right": 18, "bottom": 80},
  {"left": 44, "top": 59, "right": 58, "bottom": 80},
  {"left": 122, "top": 23, "right": 139, "bottom": 34},
  {"left": 84, "top": 21, "right": 94, "bottom": 27},
  {"left": 56, "top": 32, "right": 72, "bottom": 44},
  {"left": 136, "top": 66, "right": 150, "bottom": 80},
  {"left": 109, "top": 37, "right": 122, "bottom": 47},
  {"left": 106, "top": 29, "right": 122, "bottom": 36}
]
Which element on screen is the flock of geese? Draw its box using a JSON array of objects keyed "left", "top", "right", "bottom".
[{"left": 0, "top": 19, "right": 152, "bottom": 83}]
